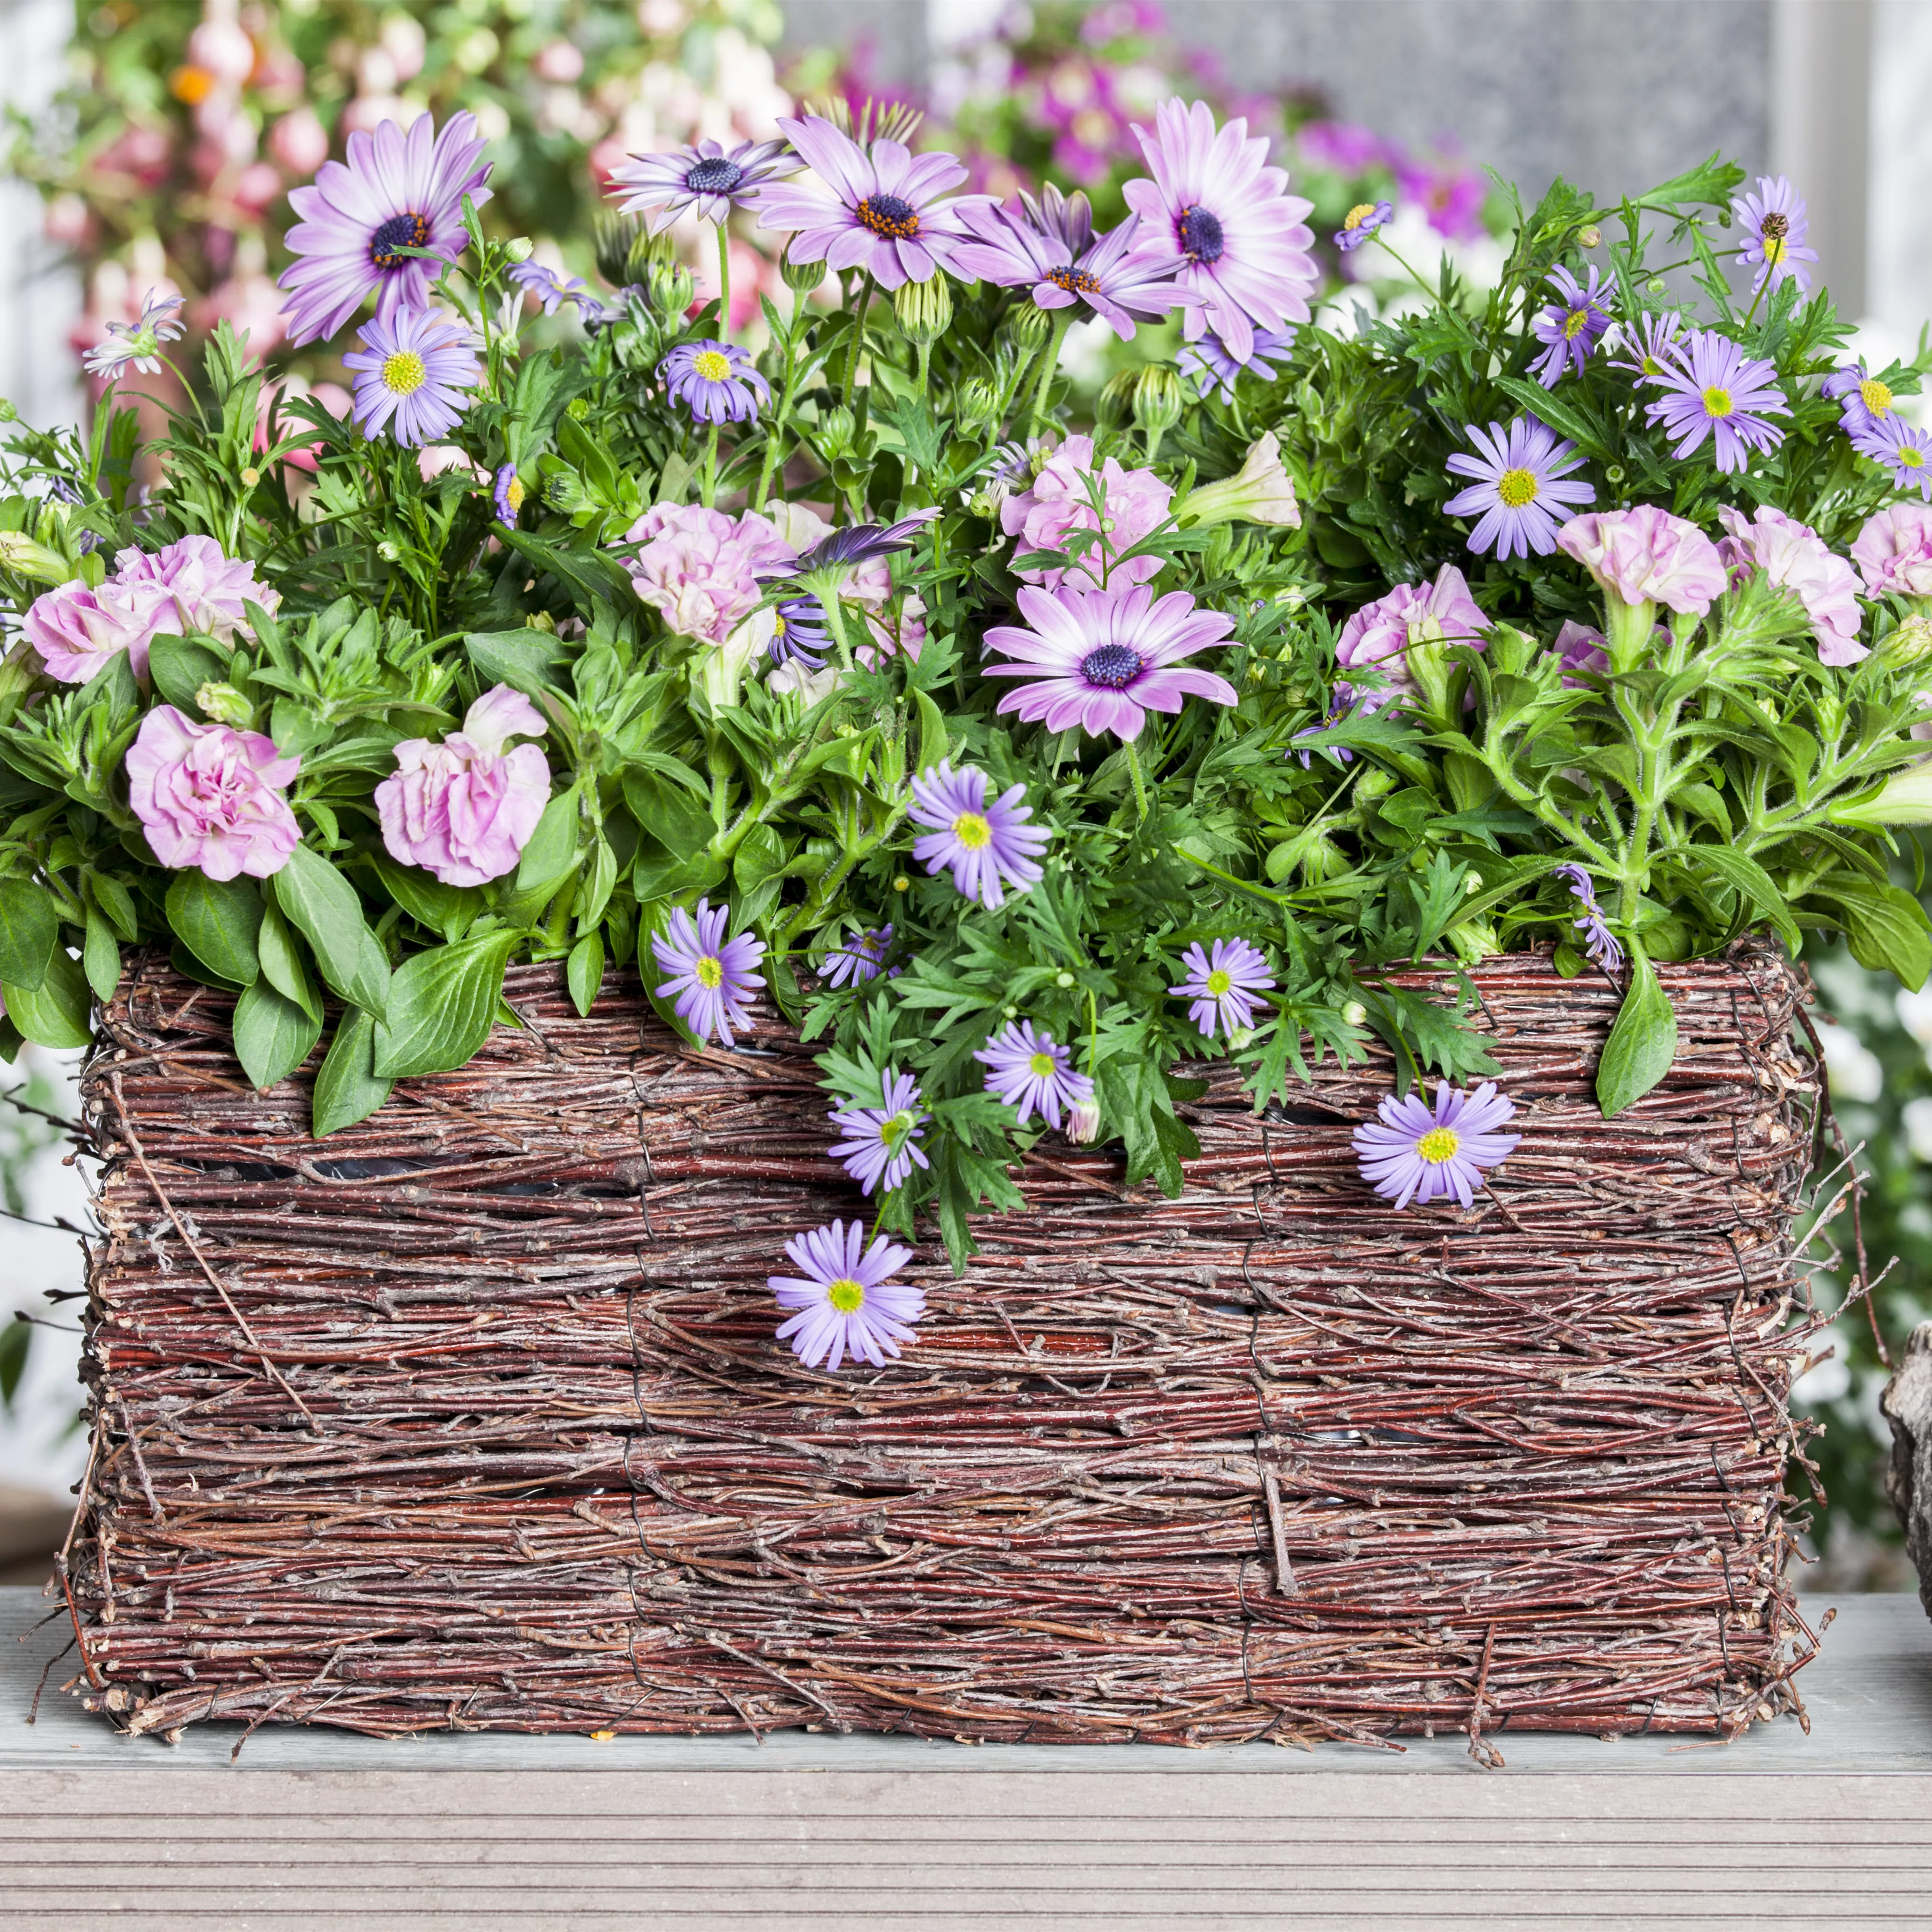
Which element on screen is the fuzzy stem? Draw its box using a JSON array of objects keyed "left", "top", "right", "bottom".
[
  {"left": 1026, "top": 310, "right": 1075, "bottom": 437},
  {"left": 840, "top": 273, "right": 877, "bottom": 414},
  {"left": 700, "top": 425, "right": 719, "bottom": 508},
  {"left": 1124, "top": 738, "right": 1150, "bottom": 823},
  {"left": 753, "top": 288, "right": 808, "bottom": 513}
]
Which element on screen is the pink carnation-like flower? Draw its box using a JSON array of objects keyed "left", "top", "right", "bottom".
[
  {"left": 621, "top": 501, "right": 795, "bottom": 649},
  {"left": 999, "top": 434, "right": 1173, "bottom": 590},
  {"left": 125, "top": 705, "right": 302, "bottom": 881},
  {"left": 1553, "top": 619, "right": 1609, "bottom": 687},
  {"left": 376, "top": 685, "right": 551, "bottom": 887},
  {"left": 1555, "top": 507, "right": 1727, "bottom": 615},
  {"left": 1334, "top": 564, "right": 1488, "bottom": 699},
  {"left": 1851, "top": 503, "right": 1932, "bottom": 599},
  {"left": 1717, "top": 504, "right": 1865, "bottom": 666},
  {"left": 24, "top": 577, "right": 173, "bottom": 684},
  {"left": 114, "top": 535, "right": 281, "bottom": 643}
]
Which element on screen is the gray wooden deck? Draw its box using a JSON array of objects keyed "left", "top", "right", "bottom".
[{"left": 4, "top": 1586, "right": 1929, "bottom": 1927}]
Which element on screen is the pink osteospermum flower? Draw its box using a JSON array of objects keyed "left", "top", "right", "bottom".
[
  {"left": 651, "top": 897, "right": 767, "bottom": 1048},
  {"left": 1352, "top": 1080, "right": 1521, "bottom": 1210},
  {"left": 80, "top": 289, "right": 185, "bottom": 380},
  {"left": 1442, "top": 417, "right": 1595, "bottom": 562},
  {"left": 974, "top": 1020, "right": 1094, "bottom": 1131},
  {"left": 908, "top": 761, "right": 1049, "bottom": 909},
  {"left": 771, "top": 1219, "right": 923, "bottom": 1372},
  {"left": 1645, "top": 328, "right": 1789, "bottom": 473},
  {"left": 1171, "top": 937, "right": 1274, "bottom": 1039},
  {"left": 607, "top": 136, "right": 798, "bottom": 233},
  {"left": 1731, "top": 174, "right": 1818, "bottom": 295},
  {"left": 982, "top": 582, "right": 1237, "bottom": 743},
  {"left": 1122, "top": 97, "right": 1319, "bottom": 365},
  {"left": 342, "top": 306, "right": 481, "bottom": 447}
]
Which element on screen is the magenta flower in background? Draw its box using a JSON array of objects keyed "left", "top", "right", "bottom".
[
  {"left": 343, "top": 306, "right": 481, "bottom": 447},
  {"left": 623, "top": 502, "right": 793, "bottom": 648},
  {"left": 827, "top": 1068, "right": 930, "bottom": 1194},
  {"left": 1442, "top": 417, "right": 1594, "bottom": 561},
  {"left": 1605, "top": 310, "right": 1685, "bottom": 383},
  {"left": 80, "top": 290, "right": 184, "bottom": 380},
  {"left": 1122, "top": 98, "right": 1318, "bottom": 364},
  {"left": 1716, "top": 505, "right": 1866, "bottom": 665},
  {"left": 1645, "top": 329, "right": 1789, "bottom": 472},
  {"left": 974, "top": 1020, "right": 1095, "bottom": 1130},
  {"left": 1853, "top": 413, "right": 1932, "bottom": 503},
  {"left": 1824, "top": 360, "right": 1898, "bottom": 437},
  {"left": 493, "top": 465, "right": 526, "bottom": 526},
  {"left": 1297, "top": 120, "right": 1391, "bottom": 174},
  {"left": 1334, "top": 199, "right": 1392, "bottom": 252},
  {"left": 1554, "top": 864, "right": 1623, "bottom": 974},
  {"left": 1732, "top": 174, "right": 1818, "bottom": 294},
  {"left": 116, "top": 535, "right": 280, "bottom": 642},
  {"left": 1851, "top": 504, "right": 1932, "bottom": 597},
  {"left": 823, "top": 924, "right": 892, "bottom": 988},
  {"left": 652, "top": 897, "right": 767, "bottom": 1048},
  {"left": 1352, "top": 1080, "right": 1520, "bottom": 1209},
  {"left": 608, "top": 136, "right": 798, "bottom": 232},
  {"left": 125, "top": 704, "right": 301, "bottom": 881},
  {"left": 1394, "top": 150, "right": 1488, "bottom": 242},
  {"left": 982, "top": 583, "right": 1237, "bottom": 742},
  {"left": 999, "top": 434, "right": 1173, "bottom": 589},
  {"left": 1335, "top": 564, "right": 1488, "bottom": 700},
  {"left": 1529, "top": 265, "right": 1612, "bottom": 386},
  {"left": 754, "top": 114, "right": 976, "bottom": 289},
  {"left": 1171, "top": 937, "right": 1274, "bottom": 1039},
  {"left": 375, "top": 684, "right": 552, "bottom": 886},
  {"left": 1553, "top": 619, "right": 1609, "bottom": 686},
  {"left": 908, "top": 760, "right": 1049, "bottom": 910},
  {"left": 660, "top": 339, "right": 769, "bottom": 425},
  {"left": 23, "top": 577, "right": 171, "bottom": 684},
  {"left": 278, "top": 111, "right": 492, "bottom": 345},
  {"left": 771, "top": 1219, "right": 923, "bottom": 1372},
  {"left": 507, "top": 262, "right": 592, "bottom": 314},
  {"left": 1556, "top": 508, "right": 1728, "bottom": 616},
  {"left": 1177, "top": 325, "right": 1296, "bottom": 403}
]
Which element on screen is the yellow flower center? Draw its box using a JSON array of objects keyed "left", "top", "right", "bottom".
[
  {"left": 695, "top": 955, "right": 724, "bottom": 989},
  {"left": 504, "top": 476, "right": 525, "bottom": 511},
  {"left": 1028, "top": 1051, "right": 1058, "bottom": 1078},
  {"left": 1902, "top": 444, "right": 1926, "bottom": 470},
  {"left": 1763, "top": 234, "right": 1787, "bottom": 264},
  {"left": 825, "top": 1277, "right": 865, "bottom": 1313},
  {"left": 1416, "top": 1126, "right": 1461, "bottom": 1165},
  {"left": 1206, "top": 968, "right": 1232, "bottom": 996},
  {"left": 952, "top": 810, "right": 991, "bottom": 849},
  {"left": 1702, "top": 385, "right": 1733, "bottom": 418},
  {"left": 691, "top": 348, "right": 732, "bottom": 383},
  {"left": 1496, "top": 466, "right": 1539, "bottom": 508},
  {"left": 1563, "top": 308, "right": 1589, "bottom": 339},
  {"left": 381, "top": 350, "right": 427, "bottom": 396},
  {"left": 1862, "top": 377, "right": 1894, "bottom": 417},
  {"left": 1343, "top": 202, "right": 1376, "bottom": 230}
]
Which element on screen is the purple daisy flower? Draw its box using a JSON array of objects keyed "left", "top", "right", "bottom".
[
  {"left": 982, "top": 583, "right": 1238, "bottom": 743},
  {"left": 823, "top": 923, "right": 892, "bottom": 988},
  {"left": 1176, "top": 325, "right": 1297, "bottom": 404},
  {"left": 1352, "top": 1080, "right": 1521, "bottom": 1210},
  {"left": 1645, "top": 328, "right": 1789, "bottom": 473},
  {"left": 508, "top": 261, "right": 592, "bottom": 314},
  {"left": 342, "top": 306, "right": 481, "bottom": 447},
  {"left": 787, "top": 510, "right": 940, "bottom": 581},
  {"left": 1442, "top": 417, "right": 1595, "bottom": 561},
  {"left": 1171, "top": 937, "right": 1274, "bottom": 1040},
  {"left": 1291, "top": 689, "right": 1358, "bottom": 768},
  {"left": 651, "top": 896, "right": 767, "bottom": 1048},
  {"left": 771, "top": 1218, "right": 923, "bottom": 1372},
  {"left": 769, "top": 595, "right": 831, "bottom": 670},
  {"left": 1605, "top": 310, "right": 1685, "bottom": 384},
  {"left": 1824, "top": 360, "right": 1898, "bottom": 437},
  {"left": 1732, "top": 175, "right": 1818, "bottom": 296},
  {"left": 1334, "top": 199, "right": 1392, "bottom": 252},
  {"left": 952, "top": 186, "right": 1188, "bottom": 341},
  {"left": 974, "top": 1020, "right": 1095, "bottom": 1131},
  {"left": 908, "top": 760, "right": 1049, "bottom": 910},
  {"left": 1122, "top": 99, "right": 1319, "bottom": 366},
  {"left": 493, "top": 464, "right": 526, "bottom": 526},
  {"left": 1554, "top": 863, "right": 1623, "bottom": 972},
  {"left": 608, "top": 136, "right": 798, "bottom": 234},
  {"left": 827, "top": 1068, "right": 930, "bottom": 1195},
  {"left": 1530, "top": 265, "right": 1612, "bottom": 386},
  {"left": 278, "top": 111, "right": 492, "bottom": 347},
  {"left": 80, "top": 289, "right": 185, "bottom": 380},
  {"left": 1853, "top": 412, "right": 1932, "bottom": 502},
  {"left": 753, "top": 114, "right": 975, "bottom": 290},
  {"left": 660, "top": 339, "right": 770, "bottom": 426}
]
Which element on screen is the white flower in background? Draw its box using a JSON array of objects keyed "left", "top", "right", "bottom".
[
  {"left": 1896, "top": 983, "right": 1932, "bottom": 1065},
  {"left": 1902, "top": 1095, "right": 1932, "bottom": 1162},
  {"left": 1791, "top": 1323, "right": 1852, "bottom": 1404},
  {"left": 1815, "top": 1020, "right": 1884, "bottom": 1103}
]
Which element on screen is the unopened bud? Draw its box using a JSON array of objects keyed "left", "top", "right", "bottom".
[
  {"left": 1227, "top": 1025, "right": 1255, "bottom": 1051},
  {"left": 647, "top": 258, "right": 695, "bottom": 318},
  {"left": 893, "top": 273, "right": 952, "bottom": 346},
  {"left": 780, "top": 239, "right": 828, "bottom": 293},
  {"left": 1341, "top": 1000, "right": 1367, "bottom": 1028},
  {"left": 0, "top": 531, "right": 69, "bottom": 582},
  {"left": 195, "top": 681, "right": 253, "bottom": 727},
  {"left": 1053, "top": 970, "right": 1075, "bottom": 989},
  {"left": 892, "top": 874, "right": 910, "bottom": 892},
  {"left": 1096, "top": 368, "right": 1139, "bottom": 433},
  {"left": 0, "top": 398, "right": 18, "bottom": 423},
  {"left": 1130, "top": 364, "right": 1184, "bottom": 440},
  {"left": 818, "top": 404, "right": 856, "bottom": 458},
  {"left": 377, "top": 540, "right": 401, "bottom": 562},
  {"left": 239, "top": 466, "right": 260, "bottom": 488},
  {"left": 1066, "top": 1097, "right": 1101, "bottom": 1144},
  {"left": 525, "top": 610, "right": 558, "bottom": 634},
  {"left": 592, "top": 211, "right": 645, "bottom": 290},
  {"left": 1882, "top": 614, "right": 1932, "bottom": 665},
  {"left": 506, "top": 236, "right": 535, "bottom": 264},
  {"left": 1006, "top": 300, "right": 1052, "bottom": 351},
  {"left": 1577, "top": 225, "right": 1601, "bottom": 250},
  {"left": 955, "top": 376, "right": 998, "bottom": 433}
]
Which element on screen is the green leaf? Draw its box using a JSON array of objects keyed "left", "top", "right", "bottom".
[
  {"left": 88, "top": 872, "right": 139, "bottom": 944},
  {"left": 164, "top": 873, "right": 261, "bottom": 987},
  {"left": 733, "top": 824, "right": 787, "bottom": 894},
  {"left": 622, "top": 767, "right": 712, "bottom": 863},
  {"left": 272, "top": 844, "right": 388, "bottom": 1017},
  {"left": 147, "top": 634, "right": 230, "bottom": 715},
  {"left": 82, "top": 907, "right": 120, "bottom": 1003},
  {"left": 256, "top": 899, "right": 321, "bottom": 1020},
  {"left": 464, "top": 627, "right": 569, "bottom": 698},
  {"left": 0, "top": 878, "right": 57, "bottom": 990},
  {"left": 1492, "top": 376, "right": 1610, "bottom": 458},
  {"left": 1, "top": 947, "right": 90, "bottom": 1047},
  {"left": 369, "top": 856, "right": 480, "bottom": 943},
  {"left": 1596, "top": 950, "right": 1677, "bottom": 1117},
  {"left": 631, "top": 846, "right": 726, "bottom": 904},
  {"left": 232, "top": 977, "right": 323, "bottom": 1092},
  {"left": 312, "top": 1007, "right": 393, "bottom": 1137},
  {"left": 373, "top": 928, "right": 518, "bottom": 1079},
  {"left": 1669, "top": 843, "right": 1800, "bottom": 948},
  {"left": 1809, "top": 877, "right": 1932, "bottom": 988},
  {"left": 514, "top": 787, "right": 578, "bottom": 892},
  {"left": 912, "top": 688, "right": 949, "bottom": 775},
  {"left": 567, "top": 929, "right": 605, "bottom": 1017}
]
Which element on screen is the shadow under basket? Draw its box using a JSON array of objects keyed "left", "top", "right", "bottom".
[{"left": 64, "top": 943, "right": 1829, "bottom": 1751}]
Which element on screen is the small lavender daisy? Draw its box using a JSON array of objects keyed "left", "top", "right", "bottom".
[
  {"left": 1554, "top": 862, "right": 1623, "bottom": 973},
  {"left": 493, "top": 464, "right": 526, "bottom": 526},
  {"left": 608, "top": 136, "right": 798, "bottom": 234},
  {"left": 1853, "top": 412, "right": 1932, "bottom": 502},
  {"left": 1605, "top": 310, "right": 1685, "bottom": 383},
  {"left": 1171, "top": 937, "right": 1275, "bottom": 1040},
  {"left": 651, "top": 896, "right": 767, "bottom": 1048},
  {"left": 827, "top": 1068, "right": 930, "bottom": 1195},
  {"left": 1442, "top": 417, "right": 1595, "bottom": 561},
  {"left": 1732, "top": 174, "right": 1818, "bottom": 295},
  {"left": 771, "top": 1218, "right": 923, "bottom": 1371},
  {"left": 769, "top": 595, "right": 831, "bottom": 671},
  {"left": 974, "top": 1020, "right": 1095, "bottom": 1131},
  {"left": 342, "top": 306, "right": 481, "bottom": 447},
  {"left": 1530, "top": 265, "right": 1612, "bottom": 386},
  {"left": 1645, "top": 328, "right": 1789, "bottom": 473},
  {"left": 80, "top": 290, "right": 185, "bottom": 380},
  {"left": 1334, "top": 199, "right": 1392, "bottom": 251},
  {"left": 823, "top": 924, "right": 892, "bottom": 988},
  {"left": 1177, "top": 326, "right": 1297, "bottom": 404},
  {"left": 508, "top": 261, "right": 592, "bottom": 314},
  {"left": 908, "top": 760, "right": 1049, "bottom": 909},
  {"left": 1291, "top": 689, "right": 1357, "bottom": 768},
  {"left": 1824, "top": 360, "right": 1897, "bottom": 437},
  {"left": 660, "top": 339, "right": 769, "bottom": 426},
  {"left": 1352, "top": 1080, "right": 1521, "bottom": 1210}
]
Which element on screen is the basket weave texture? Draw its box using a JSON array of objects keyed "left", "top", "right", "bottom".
[{"left": 65, "top": 944, "right": 1826, "bottom": 1750}]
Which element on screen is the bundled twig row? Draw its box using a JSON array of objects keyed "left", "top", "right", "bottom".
[{"left": 62, "top": 943, "right": 1827, "bottom": 1752}]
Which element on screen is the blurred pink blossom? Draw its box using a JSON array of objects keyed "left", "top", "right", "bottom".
[{"left": 269, "top": 106, "right": 330, "bottom": 176}]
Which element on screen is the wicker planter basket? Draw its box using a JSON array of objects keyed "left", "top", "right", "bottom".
[{"left": 62, "top": 943, "right": 1827, "bottom": 1751}]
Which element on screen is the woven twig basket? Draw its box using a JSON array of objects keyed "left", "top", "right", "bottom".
[{"left": 62, "top": 944, "right": 1826, "bottom": 1751}]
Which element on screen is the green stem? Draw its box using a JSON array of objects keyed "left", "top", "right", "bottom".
[
  {"left": 1026, "top": 309, "right": 1075, "bottom": 437},
  {"left": 700, "top": 425, "right": 719, "bottom": 508},
  {"left": 813, "top": 573, "right": 856, "bottom": 672},
  {"left": 715, "top": 222, "right": 733, "bottom": 342},
  {"left": 752, "top": 288, "right": 808, "bottom": 513},
  {"left": 840, "top": 272, "right": 877, "bottom": 413},
  {"left": 1124, "top": 738, "right": 1149, "bottom": 823}
]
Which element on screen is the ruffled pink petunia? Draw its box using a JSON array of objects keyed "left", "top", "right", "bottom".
[
  {"left": 999, "top": 434, "right": 1174, "bottom": 590},
  {"left": 1334, "top": 565, "right": 1488, "bottom": 700},
  {"left": 1556, "top": 507, "right": 1728, "bottom": 615},
  {"left": 114, "top": 535, "right": 281, "bottom": 642},
  {"left": 1851, "top": 503, "right": 1932, "bottom": 599},
  {"left": 1716, "top": 504, "right": 1865, "bottom": 666},
  {"left": 24, "top": 577, "right": 174, "bottom": 684},
  {"left": 125, "top": 705, "right": 302, "bottom": 880},
  {"left": 621, "top": 502, "right": 797, "bottom": 650}
]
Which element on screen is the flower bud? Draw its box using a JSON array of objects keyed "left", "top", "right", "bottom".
[
  {"left": 1577, "top": 225, "right": 1601, "bottom": 250},
  {"left": 377, "top": 540, "right": 401, "bottom": 562},
  {"left": 593, "top": 211, "right": 645, "bottom": 289},
  {"left": 1053, "top": 970, "right": 1075, "bottom": 989},
  {"left": 525, "top": 610, "right": 558, "bottom": 634},
  {"left": 1341, "top": 1000, "right": 1367, "bottom": 1028},
  {"left": 0, "top": 531, "right": 70, "bottom": 582},
  {"left": 955, "top": 376, "right": 998, "bottom": 434},
  {"left": 780, "top": 240, "right": 827, "bottom": 293},
  {"left": 1228, "top": 1025, "right": 1255, "bottom": 1051},
  {"left": 894, "top": 273, "right": 952, "bottom": 347},
  {"left": 1065, "top": 1097, "right": 1101, "bottom": 1144},
  {"left": 0, "top": 399, "right": 17, "bottom": 423},
  {"left": 892, "top": 874, "right": 910, "bottom": 892},
  {"left": 1005, "top": 300, "right": 1051, "bottom": 351},
  {"left": 647, "top": 257, "right": 695, "bottom": 318},
  {"left": 818, "top": 404, "right": 857, "bottom": 459},
  {"left": 1130, "top": 364, "right": 1183, "bottom": 441},
  {"left": 1175, "top": 431, "right": 1301, "bottom": 530},
  {"left": 1096, "top": 368, "right": 1139, "bottom": 433},
  {"left": 1881, "top": 614, "right": 1932, "bottom": 666},
  {"left": 195, "top": 681, "right": 254, "bottom": 727},
  {"left": 506, "top": 236, "right": 535, "bottom": 264}
]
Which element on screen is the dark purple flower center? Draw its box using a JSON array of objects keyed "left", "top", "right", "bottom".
[
  {"left": 856, "top": 194, "right": 921, "bottom": 241},
  {"left": 1080, "top": 644, "right": 1142, "bottom": 689},
  {"left": 1046, "top": 265, "right": 1102, "bottom": 295},
  {"left": 1176, "top": 205, "right": 1225, "bottom": 265},
  {"left": 369, "top": 211, "right": 431, "bottom": 272},
  {"left": 685, "top": 156, "right": 746, "bottom": 195}
]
